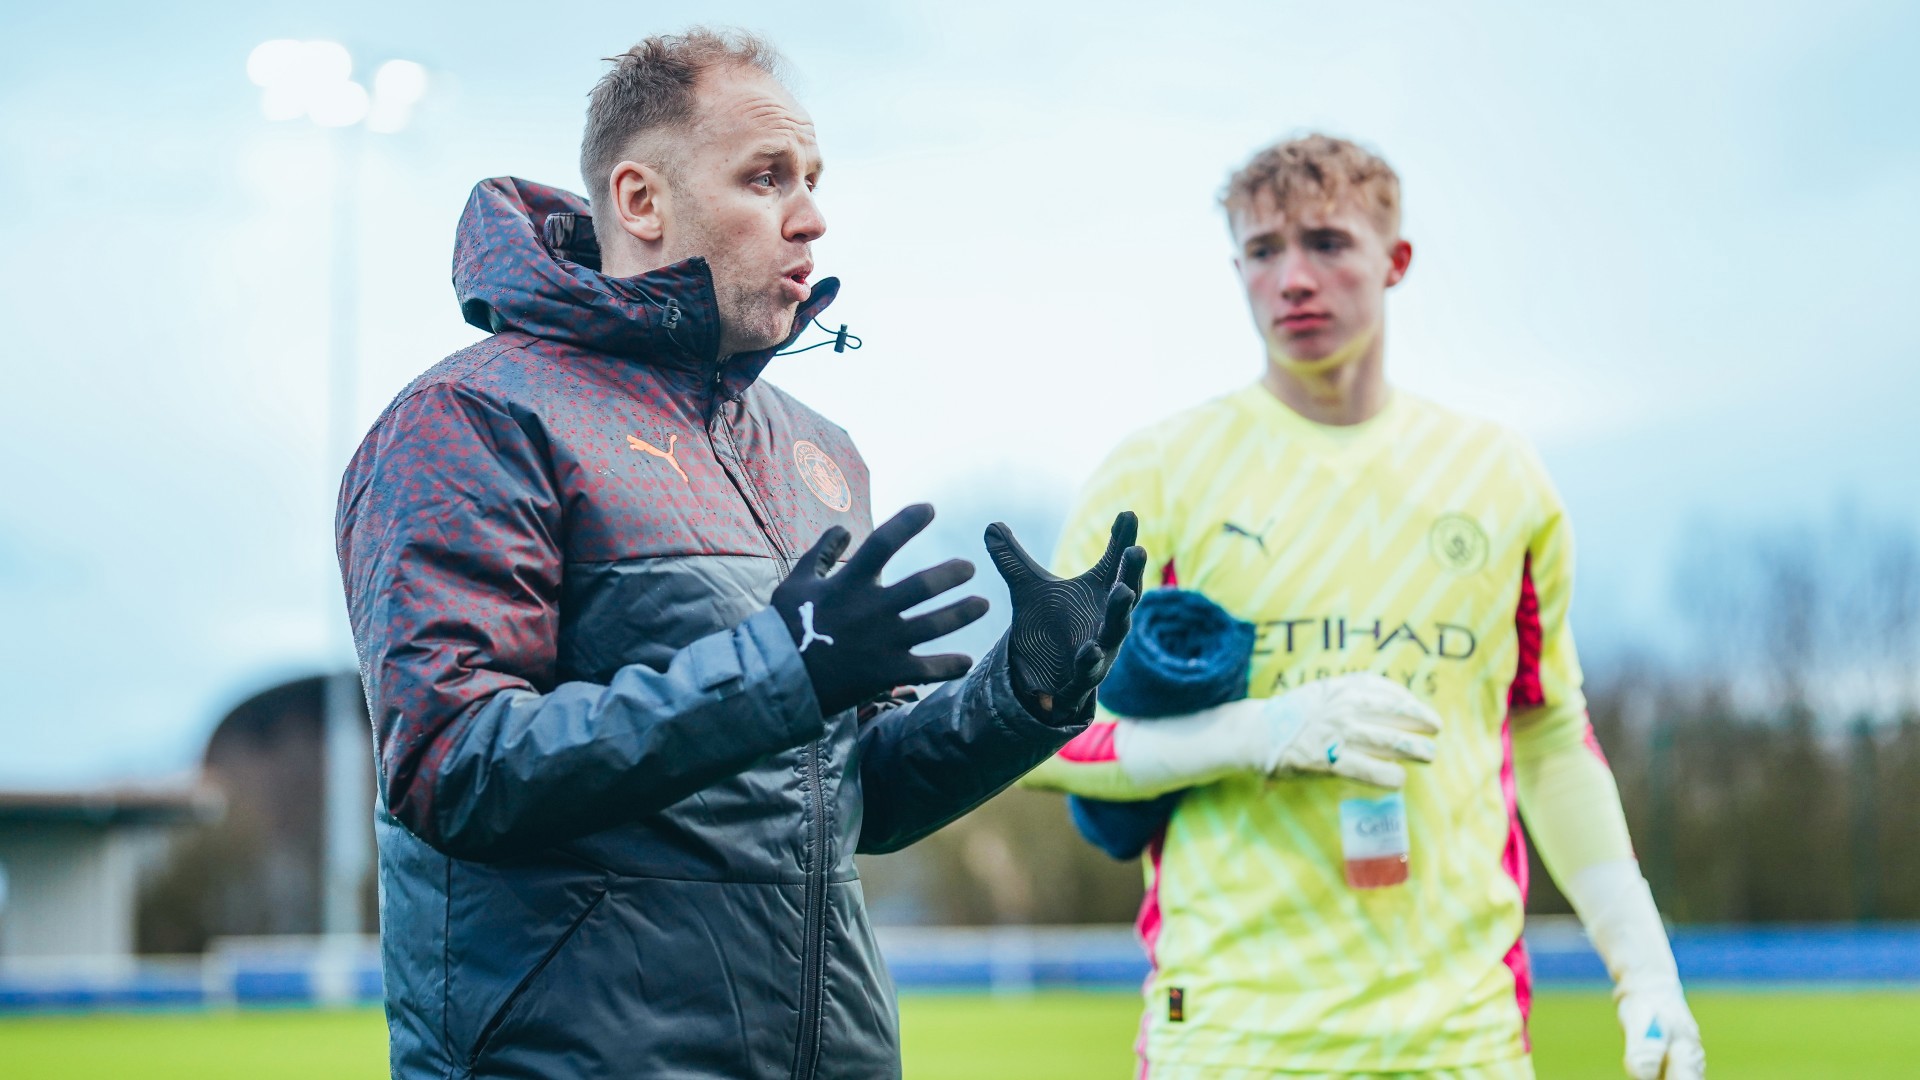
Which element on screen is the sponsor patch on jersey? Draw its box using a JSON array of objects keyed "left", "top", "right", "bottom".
[
  {"left": 1168, "top": 987, "right": 1186, "bottom": 1022},
  {"left": 1428, "top": 513, "right": 1489, "bottom": 574},
  {"left": 793, "top": 439, "right": 852, "bottom": 512}
]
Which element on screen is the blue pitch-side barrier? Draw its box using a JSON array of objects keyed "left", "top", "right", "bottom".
[
  {"left": 3, "top": 923, "right": 1919, "bottom": 1012},
  {"left": 875, "top": 922, "right": 1920, "bottom": 992}
]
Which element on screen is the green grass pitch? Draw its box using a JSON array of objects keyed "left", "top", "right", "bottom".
[{"left": 0, "top": 989, "right": 1912, "bottom": 1077}]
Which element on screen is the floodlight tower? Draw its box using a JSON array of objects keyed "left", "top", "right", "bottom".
[{"left": 247, "top": 41, "right": 429, "bottom": 940}]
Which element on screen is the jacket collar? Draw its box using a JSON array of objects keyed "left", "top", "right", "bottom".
[{"left": 453, "top": 176, "right": 840, "bottom": 396}]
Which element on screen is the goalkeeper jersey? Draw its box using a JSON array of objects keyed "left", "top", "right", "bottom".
[{"left": 1033, "top": 383, "right": 1586, "bottom": 1073}]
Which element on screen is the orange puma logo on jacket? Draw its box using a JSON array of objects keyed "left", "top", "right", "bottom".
[{"left": 628, "top": 432, "right": 689, "bottom": 484}]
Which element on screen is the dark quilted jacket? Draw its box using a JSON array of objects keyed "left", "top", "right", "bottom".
[{"left": 336, "top": 177, "right": 1082, "bottom": 1079}]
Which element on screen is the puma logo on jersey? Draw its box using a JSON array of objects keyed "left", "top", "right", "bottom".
[
  {"left": 1221, "top": 519, "right": 1274, "bottom": 554},
  {"left": 627, "top": 432, "right": 689, "bottom": 484}
]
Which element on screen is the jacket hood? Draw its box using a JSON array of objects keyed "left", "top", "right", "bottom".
[{"left": 452, "top": 176, "right": 839, "bottom": 385}]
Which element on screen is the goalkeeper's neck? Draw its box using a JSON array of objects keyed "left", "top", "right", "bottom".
[{"left": 1259, "top": 319, "right": 1390, "bottom": 427}]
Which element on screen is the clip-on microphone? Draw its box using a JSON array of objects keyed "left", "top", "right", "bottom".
[{"left": 775, "top": 319, "right": 864, "bottom": 356}]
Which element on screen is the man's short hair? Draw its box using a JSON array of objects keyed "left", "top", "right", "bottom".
[
  {"left": 1221, "top": 134, "right": 1401, "bottom": 241},
  {"left": 580, "top": 27, "right": 787, "bottom": 242}
]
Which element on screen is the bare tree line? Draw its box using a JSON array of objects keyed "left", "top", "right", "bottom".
[{"left": 1528, "top": 506, "right": 1920, "bottom": 921}]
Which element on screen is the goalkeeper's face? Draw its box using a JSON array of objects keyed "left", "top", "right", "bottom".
[{"left": 1231, "top": 196, "right": 1412, "bottom": 370}]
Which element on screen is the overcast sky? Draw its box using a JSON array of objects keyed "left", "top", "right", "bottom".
[{"left": 1, "top": 0, "right": 1914, "bottom": 784}]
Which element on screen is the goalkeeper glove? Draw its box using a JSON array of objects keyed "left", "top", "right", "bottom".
[
  {"left": 1112, "top": 672, "right": 1442, "bottom": 792},
  {"left": 1564, "top": 860, "right": 1705, "bottom": 1080},
  {"left": 987, "top": 511, "right": 1147, "bottom": 722}
]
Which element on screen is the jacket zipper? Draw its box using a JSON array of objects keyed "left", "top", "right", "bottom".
[
  {"left": 793, "top": 738, "right": 829, "bottom": 1080},
  {"left": 703, "top": 368, "right": 830, "bottom": 1080}
]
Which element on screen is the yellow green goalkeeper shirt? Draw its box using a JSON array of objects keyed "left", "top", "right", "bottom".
[{"left": 1027, "top": 383, "right": 1587, "bottom": 1073}]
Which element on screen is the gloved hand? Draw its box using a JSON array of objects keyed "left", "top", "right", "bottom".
[
  {"left": 1618, "top": 983, "right": 1705, "bottom": 1080},
  {"left": 1564, "top": 860, "right": 1705, "bottom": 1080},
  {"left": 772, "top": 504, "right": 989, "bottom": 717},
  {"left": 1108, "top": 672, "right": 1442, "bottom": 792},
  {"left": 1259, "top": 672, "right": 1443, "bottom": 788},
  {"left": 986, "top": 511, "right": 1147, "bottom": 721}
]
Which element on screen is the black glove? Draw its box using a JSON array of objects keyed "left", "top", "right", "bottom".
[
  {"left": 986, "top": 511, "right": 1147, "bottom": 721},
  {"left": 771, "top": 503, "right": 989, "bottom": 717}
]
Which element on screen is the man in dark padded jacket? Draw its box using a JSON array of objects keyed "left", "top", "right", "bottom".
[{"left": 334, "top": 27, "right": 1146, "bottom": 1080}]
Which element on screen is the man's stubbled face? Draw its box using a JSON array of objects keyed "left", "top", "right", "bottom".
[{"left": 661, "top": 66, "right": 826, "bottom": 358}]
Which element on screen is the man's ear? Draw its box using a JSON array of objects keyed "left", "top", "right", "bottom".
[
  {"left": 1385, "top": 238, "right": 1413, "bottom": 288},
  {"left": 608, "top": 160, "right": 669, "bottom": 244}
]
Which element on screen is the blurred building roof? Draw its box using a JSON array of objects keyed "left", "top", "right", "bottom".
[{"left": 0, "top": 787, "right": 222, "bottom": 828}]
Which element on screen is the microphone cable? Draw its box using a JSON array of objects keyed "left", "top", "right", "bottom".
[{"left": 776, "top": 319, "right": 863, "bottom": 356}]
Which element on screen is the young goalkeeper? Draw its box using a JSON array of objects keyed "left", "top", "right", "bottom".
[{"left": 1021, "top": 135, "right": 1704, "bottom": 1080}]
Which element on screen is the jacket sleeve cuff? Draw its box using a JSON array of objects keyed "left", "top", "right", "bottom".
[
  {"left": 738, "top": 604, "right": 827, "bottom": 746},
  {"left": 980, "top": 635, "right": 1089, "bottom": 743}
]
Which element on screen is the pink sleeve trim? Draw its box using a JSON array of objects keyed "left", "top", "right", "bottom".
[
  {"left": 1500, "top": 715, "right": 1535, "bottom": 1049},
  {"left": 1507, "top": 555, "right": 1545, "bottom": 710},
  {"left": 1058, "top": 721, "right": 1120, "bottom": 763}
]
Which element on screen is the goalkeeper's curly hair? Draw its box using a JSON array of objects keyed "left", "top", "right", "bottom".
[{"left": 1222, "top": 134, "right": 1401, "bottom": 241}]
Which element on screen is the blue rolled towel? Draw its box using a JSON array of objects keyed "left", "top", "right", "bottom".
[{"left": 1069, "top": 588, "right": 1256, "bottom": 860}]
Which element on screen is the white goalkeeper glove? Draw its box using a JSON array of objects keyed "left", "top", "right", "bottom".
[
  {"left": 1112, "top": 672, "right": 1442, "bottom": 791},
  {"left": 1565, "top": 860, "right": 1705, "bottom": 1080}
]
